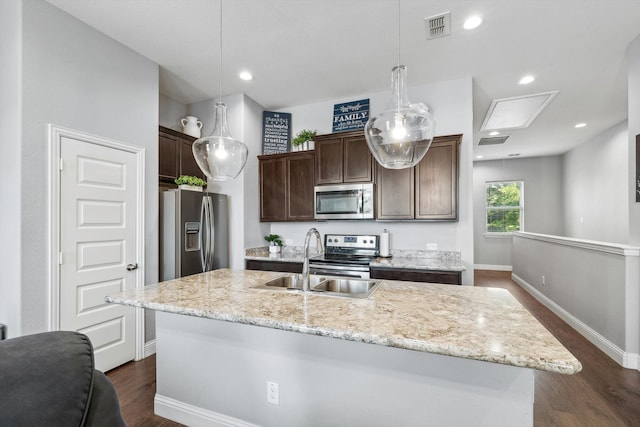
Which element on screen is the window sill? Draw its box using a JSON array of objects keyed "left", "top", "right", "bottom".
[{"left": 483, "top": 232, "right": 514, "bottom": 239}]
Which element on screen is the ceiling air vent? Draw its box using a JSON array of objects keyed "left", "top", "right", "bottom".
[
  {"left": 478, "top": 136, "right": 509, "bottom": 146},
  {"left": 425, "top": 12, "right": 451, "bottom": 40}
]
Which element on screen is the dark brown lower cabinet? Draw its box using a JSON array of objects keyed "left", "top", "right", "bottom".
[
  {"left": 245, "top": 259, "right": 302, "bottom": 273},
  {"left": 370, "top": 267, "right": 461, "bottom": 285}
]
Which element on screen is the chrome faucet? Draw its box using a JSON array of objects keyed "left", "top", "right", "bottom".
[{"left": 301, "top": 228, "right": 323, "bottom": 292}]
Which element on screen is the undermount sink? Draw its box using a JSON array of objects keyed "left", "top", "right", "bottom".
[
  {"left": 312, "top": 278, "right": 378, "bottom": 295},
  {"left": 253, "top": 275, "right": 380, "bottom": 299},
  {"left": 253, "top": 274, "right": 326, "bottom": 291}
]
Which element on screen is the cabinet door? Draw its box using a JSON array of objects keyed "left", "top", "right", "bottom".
[
  {"left": 376, "top": 164, "right": 414, "bottom": 219},
  {"left": 259, "top": 157, "right": 287, "bottom": 222},
  {"left": 159, "top": 132, "right": 179, "bottom": 180},
  {"left": 370, "top": 267, "right": 461, "bottom": 285},
  {"left": 287, "top": 153, "right": 315, "bottom": 221},
  {"left": 246, "top": 259, "right": 303, "bottom": 273},
  {"left": 343, "top": 135, "right": 373, "bottom": 183},
  {"left": 415, "top": 136, "right": 459, "bottom": 220},
  {"left": 180, "top": 139, "right": 204, "bottom": 178},
  {"left": 314, "top": 136, "right": 343, "bottom": 184}
]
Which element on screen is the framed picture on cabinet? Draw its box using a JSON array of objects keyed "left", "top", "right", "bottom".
[{"left": 262, "top": 111, "right": 291, "bottom": 154}]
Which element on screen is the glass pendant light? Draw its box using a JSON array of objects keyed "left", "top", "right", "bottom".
[
  {"left": 364, "top": 1, "right": 435, "bottom": 169},
  {"left": 192, "top": 0, "right": 248, "bottom": 181},
  {"left": 192, "top": 102, "right": 248, "bottom": 180}
]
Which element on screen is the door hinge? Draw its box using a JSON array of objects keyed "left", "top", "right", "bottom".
[
  {"left": 59, "top": 252, "right": 63, "bottom": 265},
  {"left": 59, "top": 158, "right": 64, "bottom": 171}
]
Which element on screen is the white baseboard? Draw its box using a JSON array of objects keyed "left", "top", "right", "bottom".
[
  {"left": 155, "top": 394, "right": 260, "bottom": 427},
  {"left": 144, "top": 339, "right": 156, "bottom": 358},
  {"left": 474, "top": 264, "right": 512, "bottom": 271},
  {"left": 511, "top": 273, "right": 639, "bottom": 370}
]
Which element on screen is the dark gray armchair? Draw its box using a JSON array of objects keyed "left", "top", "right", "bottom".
[{"left": 0, "top": 331, "right": 125, "bottom": 426}]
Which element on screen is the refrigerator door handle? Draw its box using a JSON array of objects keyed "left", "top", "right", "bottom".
[
  {"left": 205, "top": 196, "right": 213, "bottom": 271},
  {"left": 208, "top": 197, "right": 216, "bottom": 270},
  {"left": 199, "top": 197, "right": 207, "bottom": 272}
]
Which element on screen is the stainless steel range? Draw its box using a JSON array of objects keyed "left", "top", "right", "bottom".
[{"left": 309, "top": 234, "right": 379, "bottom": 279}]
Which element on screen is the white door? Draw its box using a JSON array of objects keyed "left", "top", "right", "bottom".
[{"left": 59, "top": 135, "right": 139, "bottom": 372}]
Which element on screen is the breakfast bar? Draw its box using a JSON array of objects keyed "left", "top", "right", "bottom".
[{"left": 107, "top": 269, "right": 581, "bottom": 427}]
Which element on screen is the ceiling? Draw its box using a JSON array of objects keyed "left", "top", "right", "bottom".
[{"left": 46, "top": 0, "right": 640, "bottom": 161}]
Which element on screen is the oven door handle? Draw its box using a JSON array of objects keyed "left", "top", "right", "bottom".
[{"left": 309, "top": 266, "right": 369, "bottom": 279}]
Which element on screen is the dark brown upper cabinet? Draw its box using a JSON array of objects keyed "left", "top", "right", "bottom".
[
  {"left": 376, "top": 134, "right": 461, "bottom": 221},
  {"left": 258, "top": 151, "right": 315, "bottom": 222},
  {"left": 158, "top": 126, "right": 205, "bottom": 183},
  {"left": 314, "top": 130, "right": 374, "bottom": 185}
]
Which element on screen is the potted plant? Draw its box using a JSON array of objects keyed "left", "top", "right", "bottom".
[
  {"left": 264, "top": 234, "right": 284, "bottom": 254},
  {"left": 291, "top": 129, "right": 317, "bottom": 151},
  {"left": 175, "top": 175, "right": 207, "bottom": 192}
]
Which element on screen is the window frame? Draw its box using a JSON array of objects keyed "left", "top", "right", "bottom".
[{"left": 484, "top": 180, "right": 524, "bottom": 235}]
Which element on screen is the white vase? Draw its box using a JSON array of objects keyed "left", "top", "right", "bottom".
[
  {"left": 268, "top": 245, "right": 281, "bottom": 254},
  {"left": 302, "top": 141, "right": 309, "bottom": 151},
  {"left": 181, "top": 116, "right": 203, "bottom": 138}
]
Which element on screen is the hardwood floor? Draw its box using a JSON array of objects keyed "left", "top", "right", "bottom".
[
  {"left": 107, "top": 353, "right": 183, "bottom": 427},
  {"left": 107, "top": 270, "right": 640, "bottom": 426}
]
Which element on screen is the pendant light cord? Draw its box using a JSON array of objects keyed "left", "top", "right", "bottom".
[
  {"left": 397, "top": 0, "right": 401, "bottom": 67},
  {"left": 219, "top": 0, "right": 223, "bottom": 104}
]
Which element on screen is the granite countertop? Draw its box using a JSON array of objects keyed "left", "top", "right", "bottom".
[
  {"left": 107, "top": 269, "right": 580, "bottom": 375},
  {"left": 245, "top": 247, "right": 466, "bottom": 272},
  {"left": 245, "top": 247, "right": 308, "bottom": 263}
]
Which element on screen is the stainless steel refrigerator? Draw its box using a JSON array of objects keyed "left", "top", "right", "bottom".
[{"left": 160, "top": 189, "right": 229, "bottom": 280}]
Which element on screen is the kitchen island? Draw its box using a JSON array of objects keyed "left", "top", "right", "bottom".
[{"left": 107, "top": 269, "right": 580, "bottom": 427}]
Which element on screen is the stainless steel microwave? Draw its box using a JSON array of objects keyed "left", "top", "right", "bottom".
[{"left": 314, "top": 183, "right": 374, "bottom": 220}]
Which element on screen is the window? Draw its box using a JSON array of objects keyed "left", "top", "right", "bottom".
[{"left": 485, "top": 181, "right": 523, "bottom": 233}]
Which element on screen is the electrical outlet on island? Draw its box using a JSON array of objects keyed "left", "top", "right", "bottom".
[
  {"left": 426, "top": 243, "right": 438, "bottom": 251},
  {"left": 267, "top": 381, "right": 279, "bottom": 405}
]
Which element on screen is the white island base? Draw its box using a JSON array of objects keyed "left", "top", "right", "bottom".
[{"left": 154, "top": 312, "right": 534, "bottom": 427}]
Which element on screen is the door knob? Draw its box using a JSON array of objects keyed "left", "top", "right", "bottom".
[{"left": 126, "top": 263, "right": 139, "bottom": 271}]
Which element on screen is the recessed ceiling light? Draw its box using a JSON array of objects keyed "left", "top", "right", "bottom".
[
  {"left": 463, "top": 16, "right": 482, "bottom": 30},
  {"left": 518, "top": 75, "right": 535, "bottom": 85},
  {"left": 476, "top": 155, "right": 484, "bottom": 159},
  {"left": 488, "top": 131, "right": 500, "bottom": 136},
  {"left": 239, "top": 71, "right": 253, "bottom": 81},
  {"left": 574, "top": 122, "right": 587, "bottom": 128}
]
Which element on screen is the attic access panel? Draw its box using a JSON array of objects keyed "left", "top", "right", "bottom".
[{"left": 481, "top": 91, "right": 558, "bottom": 131}]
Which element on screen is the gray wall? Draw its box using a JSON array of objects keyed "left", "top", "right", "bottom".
[
  {"left": 0, "top": 0, "right": 23, "bottom": 338},
  {"left": 512, "top": 234, "right": 629, "bottom": 351},
  {"left": 241, "top": 95, "right": 272, "bottom": 251},
  {"left": 14, "top": 0, "right": 159, "bottom": 336},
  {"left": 473, "top": 156, "right": 564, "bottom": 268},
  {"left": 159, "top": 94, "right": 187, "bottom": 132},
  {"left": 629, "top": 35, "right": 640, "bottom": 246},
  {"left": 563, "top": 121, "right": 628, "bottom": 243}
]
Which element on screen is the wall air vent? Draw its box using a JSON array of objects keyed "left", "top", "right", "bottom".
[
  {"left": 424, "top": 12, "right": 451, "bottom": 40},
  {"left": 478, "top": 136, "right": 510, "bottom": 146}
]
